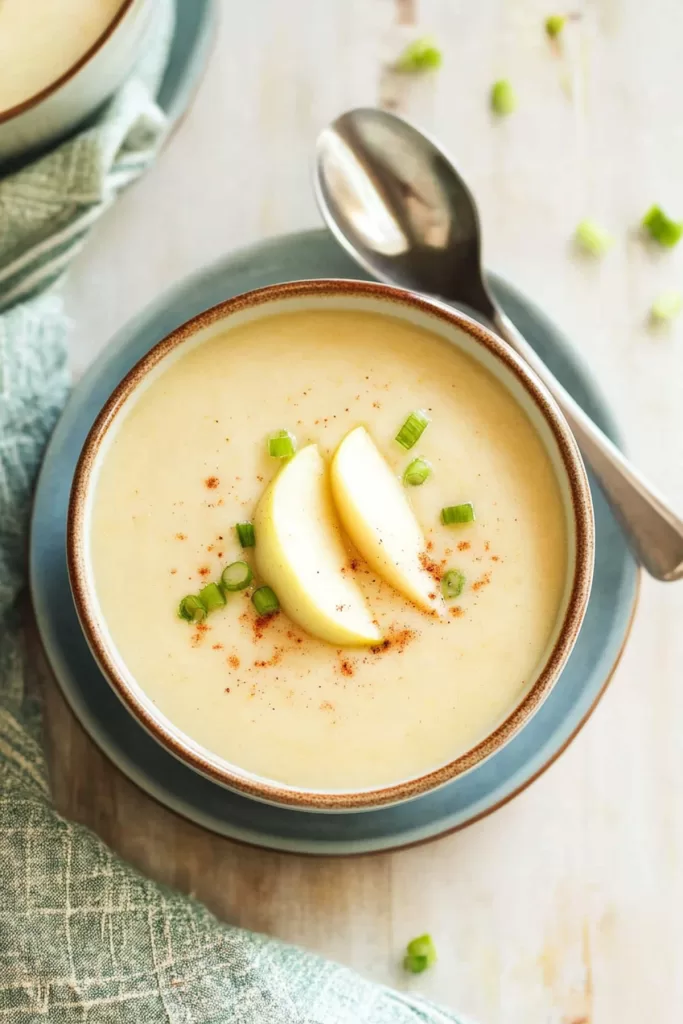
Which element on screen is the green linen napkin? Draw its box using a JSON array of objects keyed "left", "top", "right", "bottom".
[{"left": 0, "top": 8, "right": 468, "bottom": 1021}]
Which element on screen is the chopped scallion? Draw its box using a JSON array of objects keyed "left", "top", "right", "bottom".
[
  {"left": 403, "top": 456, "right": 432, "bottom": 487},
  {"left": 199, "top": 582, "right": 226, "bottom": 613},
  {"left": 651, "top": 289, "right": 683, "bottom": 323},
  {"left": 403, "top": 934, "right": 437, "bottom": 974},
  {"left": 491, "top": 79, "right": 517, "bottom": 116},
  {"left": 441, "top": 569, "right": 466, "bottom": 600},
  {"left": 441, "top": 503, "right": 475, "bottom": 525},
  {"left": 221, "top": 560, "right": 253, "bottom": 592},
  {"left": 178, "top": 594, "right": 206, "bottom": 623},
  {"left": 395, "top": 37, "right": 443, "bottom": 72},
  {"left": 545, "top": 14, "right": 566, "bottom": 38},
  {"left": 268, "top": 429, "right": 296, "bottom": 459},
  {"left": 396, "top": 410, "right": 430, "bottom": 450},
  {"left": 575, "top": 219, "right": 613, "bottom": 257},
  {"left": 252, "top": 585, "right": 279, "bottom": 617},
  {"left": 236, "top": 522, "right": 255, "bottom": 548},
  {"left": 642, "top": 205, "right": 683, "bottom": 248}
]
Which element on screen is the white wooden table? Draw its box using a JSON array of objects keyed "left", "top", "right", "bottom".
[{"left": 48, "top": 1, "right": 683, "bottom": 1021}]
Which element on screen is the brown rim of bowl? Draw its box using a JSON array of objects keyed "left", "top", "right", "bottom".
[
  {"left": 0, "top": 0, "right": 137, "bottom": 124},
  {"left": 67, "top": 278, "right": 595, "bottom": 812}
]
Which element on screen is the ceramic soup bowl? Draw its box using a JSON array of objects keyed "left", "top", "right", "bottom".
[
  {"left": 67, "top": 280, "right": 594, "bottom": 812},
  {"left": 0, "top": 0, "right": 158, "bottom": 165}
]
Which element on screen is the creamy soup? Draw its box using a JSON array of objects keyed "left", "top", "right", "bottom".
[
  {"left": 0, "top": 0, "right": 125, "bottom": 111},
  {"left": 89, "top": 309, "right": 569, "bottom": 791}
]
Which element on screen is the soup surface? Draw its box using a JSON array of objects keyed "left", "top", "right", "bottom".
[
  {"left": 0, "top": 0, "right": 125, "bottom": 111},
  {"left": 90, "top": 309, "right": 568, "bottom": 791}
]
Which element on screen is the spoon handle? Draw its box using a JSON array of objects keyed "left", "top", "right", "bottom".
[{"left": 492, "top": 310, "right": 683, "bottom": 581}]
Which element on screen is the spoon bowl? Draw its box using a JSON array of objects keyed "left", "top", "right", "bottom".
[
  {"left": 315, "top": 107, "right": 683, "bottom": 581},
  {"left": 315, "top": 107, "right": 493, "bottom": 317}
]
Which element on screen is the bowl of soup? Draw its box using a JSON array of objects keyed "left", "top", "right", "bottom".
[
  {"left": 0, "top": 0, "right": 157, "bottom": 163},
  {"left": 67, "top": 279, "right": 594, "bottom": 811}
]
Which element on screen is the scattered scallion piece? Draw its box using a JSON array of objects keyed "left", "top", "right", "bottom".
[
  {"left": 235, "top": 522, "right": 255, "bottom": 548},
  {"left": 396, "top": 410, "right": 430, "bottom": 450},
  {"left": 574, "top": 218, "right": 613, "bottom": 257},
  {"left": 268, "top": 429, "right": 296, "bottom": 459},
  {"left": 252, "top": 585, "right": 280, "bottom": 617},
  {"left": 403, "top": 934, "right": 437, "bottom": 974},
  {"left": 395, "top": 36, "right": 443, "bottom": 72},
  {"left": 441, "top": 569, "right": 466, "bottom": 600},
  {"left": 490, "top": 79, "right": 517, "bottom": 116},
  {"left": 642, "top": 205, "right": 683, "bottom": 248},
  {"left": 178, "top": 594, "right": 206, "bottom": 623},
  {"left": 545, "top": 14, "right": 566, "bottom": 38},
  {"left": 403, "top": 456, "right": 432, "bottom": 487},
  {"left": 199, "top": 582, "right": 226, "bottom": 613},
  {"left": 221, "top": 560, "right": 253, "bottom": 592},
  {"left": 650, "top": 289, "right": 683, "bottom": 323},
  {"left": 441, "top": 503, "right": 475, "bottom": 526}
]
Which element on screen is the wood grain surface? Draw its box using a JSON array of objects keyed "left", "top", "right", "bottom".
[{"left": 43, "top": 1, "right": 683, "bottom": 1021}]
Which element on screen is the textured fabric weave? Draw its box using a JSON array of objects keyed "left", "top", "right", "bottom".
[{"left": 0, "top": 9, "right": 467, "bottom": 1021}]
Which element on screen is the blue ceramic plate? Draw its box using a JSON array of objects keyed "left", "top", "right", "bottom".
[{"left": 30, "top": 230, "right": 639, "bottom": 854}]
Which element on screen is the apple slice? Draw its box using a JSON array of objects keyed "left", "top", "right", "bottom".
[
  {"left": 253, "top": 444, "right": 381, "bottom": 646},
  {"left": 330, "top": 426, "right": 444, "bottom": 615}
]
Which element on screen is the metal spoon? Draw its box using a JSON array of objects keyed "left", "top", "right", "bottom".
[{"left": 314, "top": 106, "right": 683, "bottom": 581}]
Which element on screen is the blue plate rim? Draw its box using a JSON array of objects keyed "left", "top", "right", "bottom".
[{"left": 30, "top": 227, "right": 640, "bottom": 855}]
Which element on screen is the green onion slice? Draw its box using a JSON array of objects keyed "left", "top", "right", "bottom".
[
  {"left": 441, "top": 569, "right": 466, "bottom": 600},
  {"left": 642, "top": 205, "right": 683, "bottom": 248},
  {"left": 178, "top": 594, "right": 206, "bottom": 623},
  {"left": 252, "top": 585, "right": 279, "bottom": 617},
  {"left": 199, "top": 582, "right": 226, "bottom": 613},
  {"left": 403, "top": 456, "right": 432, "bottom": 487},
  {"left": 221, "top": 560, "right": 253, "bottom": 592},
  {"left": 396, "top": 410, "right": 430, "bottom": 450},
  {"left": 268, "top": 429, "right": 296, "bottom": 459},
  {"left": 441, "top": 502, "right": 475, "bottom": 525},
  {"left": 235, "top": 522, "right": 255, "bottom": 548},
  {"left": 491, "top": 79, "right": 517, "bottom": 116},
  {"left": 403, "top": 934, "right": 437, "bottom": 974},
  {"left": 575, "top": 218, "right": 613, "bottom": 256},
  {"left": 545, "top": 14, "right": 566, "bottom": 38},
  {"left": 395, "top": 36, "right": 442, "bottom": 72},
  {"left": 651, "top": 289, "right": 683, "bottom": 323}
]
